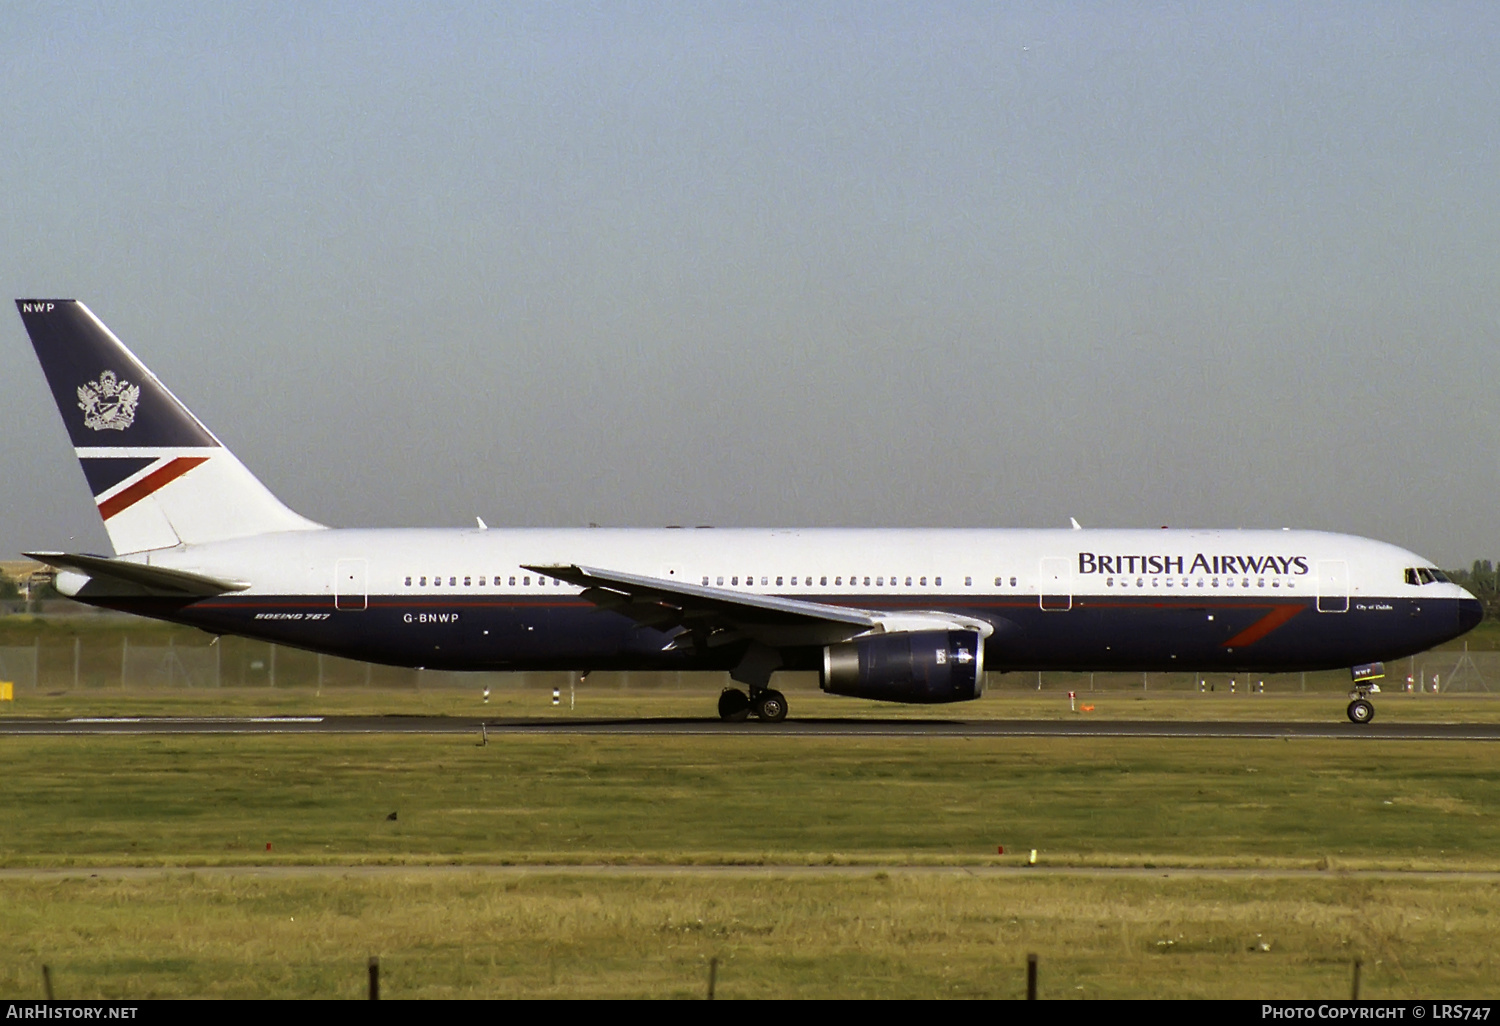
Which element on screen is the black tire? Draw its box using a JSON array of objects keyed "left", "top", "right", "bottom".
[
  {"left": 1347, "top": 698, "right": 1375, "bottom": 725},
  {"left": 754, "top": 689, "right": 788, "bottom": 723},
  {"left": 718, "top": 688, "right": 751, "bottom": 722}
]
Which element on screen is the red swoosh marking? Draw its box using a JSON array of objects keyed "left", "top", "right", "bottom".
[
  {"left": 98, "top": 456, "right": 209, "bottom": 520},
  {"left": 1223, "top": 604, "right": 1304, "bottom": 648}
]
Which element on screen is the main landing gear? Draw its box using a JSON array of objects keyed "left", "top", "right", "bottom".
[{"left": 718, "top": 687, "right": 788, "bottom": 723}]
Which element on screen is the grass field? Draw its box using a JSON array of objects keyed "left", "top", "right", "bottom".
[
  {"left": 0, "top": 730, "right": 1496, "bottom": 997},
  {"left": 5, "top": 612, "right": 1500, "bottom": 997},
  {"left": 5, "top": 871, "right": 1496, "bottom": 999},
  {"left": 2, "top": 734, "right": 1498, "bottom": 869}
]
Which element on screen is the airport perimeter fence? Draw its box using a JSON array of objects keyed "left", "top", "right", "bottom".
[
  {"left": 992, "top": 651, "right": 1497, "bottom": 695},
  {"left": 0, "top": 634, "right": 706, "bottom": 693},
  {"left": 0, "top": 624, "right": 1495, "bottom": 694}
]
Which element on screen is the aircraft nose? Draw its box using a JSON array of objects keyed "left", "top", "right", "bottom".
[{"left": 1458, "top": 596, "right": 1485, "bottom": 634}]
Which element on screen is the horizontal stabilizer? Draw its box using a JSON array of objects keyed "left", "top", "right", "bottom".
[{"left": 26, "top": 551, "right": 250, "bottom": 596}]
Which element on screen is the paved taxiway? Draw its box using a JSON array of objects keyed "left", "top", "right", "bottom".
[{"left": 2, "top": 716, "right": 1499, "bottom": 740}]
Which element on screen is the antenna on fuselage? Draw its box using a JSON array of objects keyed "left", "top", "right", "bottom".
[{"left": 1069, "top": 517, "right": 1083, "bottom": 530}]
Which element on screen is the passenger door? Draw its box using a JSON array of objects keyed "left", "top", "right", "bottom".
[
  {"left": 1040, "top": 557, "right": 1072, "bottom": 611},
  {"left": 1316, "top": 560, "right": 1348, "bottom": 613},
  {"left": 335, "top": 558, "right": 368, "bottom": 611}
]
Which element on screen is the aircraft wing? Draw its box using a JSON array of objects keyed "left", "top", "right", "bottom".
[
  {"left": 26, "top": 551, "right": 251, "bottom": 597},
  {"left": 525, "top": 563, "right": 881, "bottom": 648}
]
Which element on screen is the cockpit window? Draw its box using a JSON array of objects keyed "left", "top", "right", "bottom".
[{"left": 1405, "top": 567, "right": 1450, "bottom": 585}]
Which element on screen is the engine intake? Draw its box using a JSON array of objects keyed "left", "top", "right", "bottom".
[{"left": 821, "top": 630, "right": 984, "bottom": 704}]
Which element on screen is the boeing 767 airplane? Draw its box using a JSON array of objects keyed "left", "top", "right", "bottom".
[{"left": 13, "top": 299, "right": 1484, "bottom": 723}]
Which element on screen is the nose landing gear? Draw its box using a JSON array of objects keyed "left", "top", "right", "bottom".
[{"left": 1346, "top": 662, "right": 1384, "bottom": 725}]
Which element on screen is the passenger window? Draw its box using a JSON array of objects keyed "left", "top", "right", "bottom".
[
  {"left": 834, "top": 577, "right": 842, "bottom": 586},
  {"left": 509, "top": 576, "right": 516, "bottom": 586},
  {"left": 404, "top": 576, "right": 412, "bottom": 586},
  {"left": 964, "top": 576, "right": 972, "bottom": 587},
  {"left": 418, "top": 576, "right": 425, "bottom": 586},
  {"left": 464, "top": 576, "right": 471, "bottom": 586},
  {"left": 876, "top": 577, "right": 884, "bottom": 586},
  {"left": 776, "top": 576, "right": 783, "bottom": 586},
  {"left": 761, "top": 576, "right": 768, "bottom": 586},
  {"left": 905, "top": 577, "right": 912, "bottom": 586},
  {"left": 702, "top": 576, "right": 709, "bottom": 586},
  {"left": 935, "top": 577, "right": 942, "bottom": 587},
  {"left": 523, "top": 576, "right": 531, "bottom": 586},
  {"left": 863, "top": 577, "right": 871, "bottom": 586},
  {"left": 732, "top": 576, "right": 739, "bottom": 586},
  {"left": 1010, "top": 577, "right": 1017, "bottom": 586},
  {"left": 821, "top": 576, "right": 828, "bottom": 586},
  {"left": 1107, "top": 576, "right": 1114, "bottom": 586},
  {"left": 717, "top": 577, "right": 724, "bottom": 585}
]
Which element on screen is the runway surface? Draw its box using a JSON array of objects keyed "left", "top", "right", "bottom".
[
  {"left": 3, "top": 715, "right": 1500, "bottom": 740},
  {"left": 2, "top": 864, "right": 1499, "bottom": 881}
]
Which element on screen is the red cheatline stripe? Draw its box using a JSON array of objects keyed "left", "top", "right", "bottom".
[
  {"left": 1223, "top": 604, "right": 1304, "bottom": 648},
  {"left": 97, "top": 456, "right": 210, "bottom": 520}
]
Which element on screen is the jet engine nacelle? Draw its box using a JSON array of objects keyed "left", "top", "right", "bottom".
[{"left": 820, "top": 630, "right": 984, "bottom": 704}]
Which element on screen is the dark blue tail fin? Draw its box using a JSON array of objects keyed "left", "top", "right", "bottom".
[{"left": 16, "top": 300, "right": 322, "bottom": 553}]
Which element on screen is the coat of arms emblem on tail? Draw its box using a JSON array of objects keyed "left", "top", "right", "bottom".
[{"left": 77, "top": 370, "right": 140, "bottom": 431}]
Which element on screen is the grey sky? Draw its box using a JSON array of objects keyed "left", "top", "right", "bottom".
[{"left": 3, "top": 3, "right": 1499, "bottom": 566}]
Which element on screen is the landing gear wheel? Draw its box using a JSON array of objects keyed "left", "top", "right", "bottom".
[
  {"left": 718, "top": 688, "right": 751, "bottom": 722},
  {"left": 753, "top": 689, "right": 788, "bottom": 723},
  {"left": 1347, "top": 698, "right": 1375, "bottom": 725}
]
